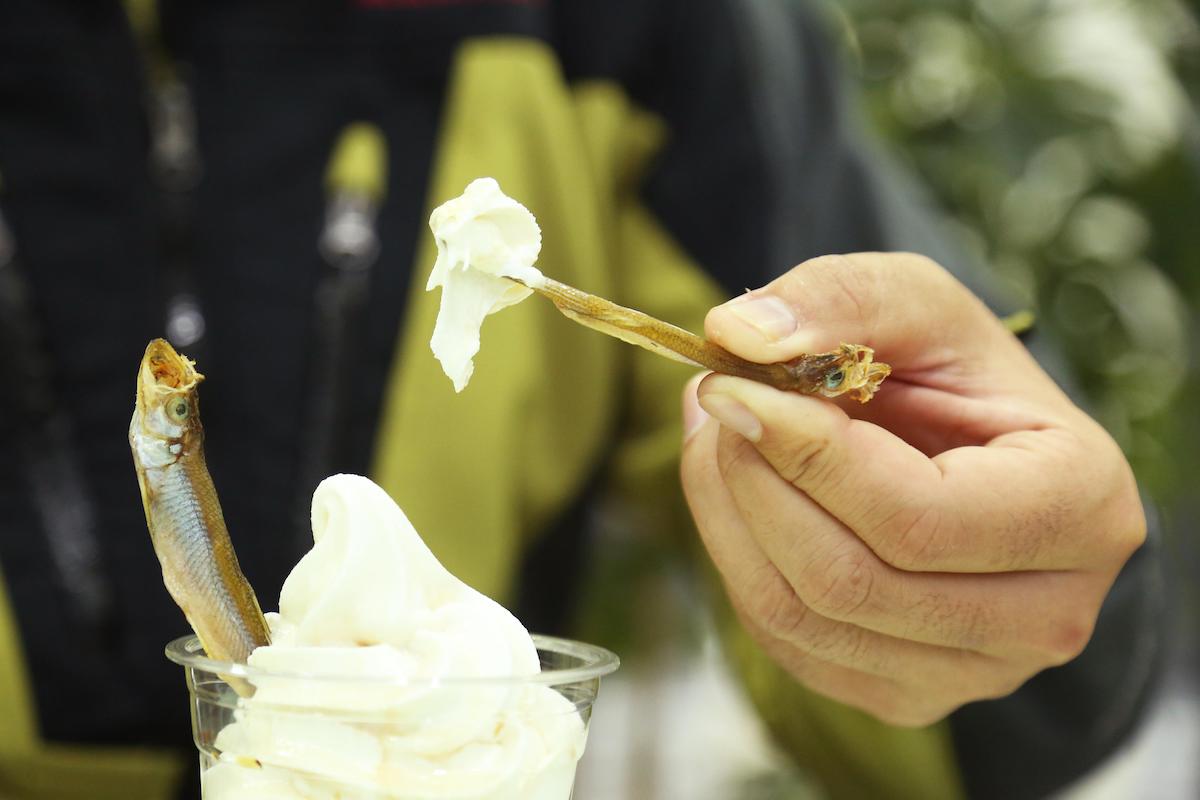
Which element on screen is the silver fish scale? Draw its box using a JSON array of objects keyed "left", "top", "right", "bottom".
[{"left": 152, "top": 464, "right": 244, "bottom": 651}]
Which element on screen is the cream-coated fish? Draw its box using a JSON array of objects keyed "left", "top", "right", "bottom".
[
  {"left": 427, "top": 178, "right": 890, "bottom": 402},
  {"left": 512, "top": 275, "right": 892, "bottom": 403},
  {"left": 129, "top": 339, "right": 269, "bottom": 664}
]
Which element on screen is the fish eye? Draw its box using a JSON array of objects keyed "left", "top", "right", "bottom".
[
  {"left": 167, "top": 398, "right": 190, "bottom": 423},
  {"left": 824, "top": 369, "right": 845, "bottom": 390}
]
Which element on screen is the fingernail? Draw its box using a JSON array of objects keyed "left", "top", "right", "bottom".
[
  {"left": 725, "top": 295, "right": 797, "bottom": 342},
  {"left": 698, "top": 392, "right": 762, "bottom": 442},
  {"left": 681, "top": 373, "right": 709, "bottom": 443}
]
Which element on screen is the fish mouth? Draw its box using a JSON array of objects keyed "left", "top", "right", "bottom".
[
  {"left": 839, "top": 346, "right": 890, "bottom": 403},
  {"left": 138, "top": 339, "right": 204, "bottom": 408},
  {"left": 813, "top": 344, "right": 890, "bottom": 402}
]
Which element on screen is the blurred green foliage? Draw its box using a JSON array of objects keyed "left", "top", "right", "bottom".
[
  {"left": 579, "top": 5, "right": 1198, "bottom": 797},
  {"left": 832, "top": 0, "right": 1200, "bottom": 504}
]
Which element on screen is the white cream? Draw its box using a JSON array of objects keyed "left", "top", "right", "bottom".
[
  {"left": 204, "top": 475, "right": 585, "bottom": 800},
  {"left": 427, "top": 177, "right": 545, "bottom": 392}
]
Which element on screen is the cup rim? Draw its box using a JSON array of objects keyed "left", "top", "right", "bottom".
[{"left": 165, "top": 634, "right": 620, "bottom": 687}]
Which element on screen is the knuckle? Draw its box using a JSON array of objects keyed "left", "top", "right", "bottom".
[
  {"left": 874, "top": 504, "right": 944, "bottom": 570},
  {"left": 870, "top": 699, "right": 944, "bottom": 729},
  {"left": 982, "top": 671, "right": 1030, "bottom": 702},
  {"left": 745, "top": 566, "right": 810, "bottom": 641},
  {"left": 894, "top": 253, "right": 959, "bottom": 298},
  {"left": 1043, "top": 612, "right": 1096, "bottom": 666},
  {"left": 859, "top": 696, "right": 902, "bottom": 726},
  {"left": 840, "top": 625, "right": 875, "bottom": 666},
  {"left": 1118, "top": 516, "right": 1148, "bottom": 561},
  {"left": 796, "top": 547, "right": 876, "bottom": 620},
  {"left": 838, "top": 256, "right": 888, "bottom": 325},
  {"left": 715, "top": 431, "right": 761, "bottom": 484},
  {"left": 797, "top": 254, "right": 880, "bottom": 326},
  {"left": 957, "top": 650, "right": 1034, "bottom": 703},
  {"left": 775, "top": 434, "right": 835, "bottom": 488},
  {"left": 1108, "top": 470, "right": 1148, "bottom": 560},
  {"left": 896, "top": 252, "right": 945, "bottom": 278},
  {"left": 828, "top": 263, "right": 874, "bottom": 323},
  {"left": 1076, "top": 426, "right": 1147, "bottom": 564},
  {"left": 773, "top": 647, "right": 815, "bottom": 685},
  {"left": 799, "top": 618, "right": 866, "bottom": 664}
]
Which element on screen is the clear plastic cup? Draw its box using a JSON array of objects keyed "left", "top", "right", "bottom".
[{"left": 166, "top": 634, "right": 619, "bottom": 799}]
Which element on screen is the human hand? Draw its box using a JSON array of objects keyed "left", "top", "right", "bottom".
[{"left": 680, "top": 253, "right": 1145, "bottom": 727}]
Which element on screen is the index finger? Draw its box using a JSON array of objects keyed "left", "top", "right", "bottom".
[
  {"left": 698, "top": 374, "right": 1121, "bottom": 573},
  {"left": 704, "top": 252, "right": 1074, "bottom": 413}
]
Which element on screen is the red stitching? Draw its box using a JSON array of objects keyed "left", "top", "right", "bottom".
[{"left": 354, "top": 0, "right": 541, "bottom": 8}]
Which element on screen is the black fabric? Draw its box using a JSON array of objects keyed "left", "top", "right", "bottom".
[
  {"left": 552, "top": 0, "right": 890, "bottom": 295},
  {"left": 949, "top": 504, "right": 1166, "bottom": 800},
  {"left": 513, "top": 473, "right": 602, "bottom": 637},
  {"left": 0, "top": 0, "right": 188, "bottom": 747}
]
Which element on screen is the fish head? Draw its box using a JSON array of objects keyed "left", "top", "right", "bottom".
[
  {"left": 811, "top": 343, "right": 891, "bottom": 403},
  {"left": 130, "top": 338, "right": 205, "bottom": 469}
]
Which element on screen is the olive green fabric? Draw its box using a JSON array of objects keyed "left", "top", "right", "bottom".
[
  {"left": 325, "top": 122, "right": 389, "bottom": 202},
  {"left": 372, "top": 38, "right": 966, "bottom": 800},
  {"left": 721, "top": 598, "right": 964, "bottom": 799},
  {"left": 371, "top": 39, "right": 624, "bottom": 600},
  {"left": 0, "top": 566, "right": 185, "bottom": 800}
]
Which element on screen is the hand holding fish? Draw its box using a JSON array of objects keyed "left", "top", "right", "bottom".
[
  {"left": 513, "top": 275, "right": 890, "bottom": 402},
  {"left": 680, "top": 253, "right": 1146, "bottom": 726}
]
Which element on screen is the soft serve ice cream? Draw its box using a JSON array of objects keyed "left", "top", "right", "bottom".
[
  {"left": 202, "top": 474, "right": 586, "bottom": 799},
  {"left": 427, "top": 177, "right": 546, "bottom": 392}
]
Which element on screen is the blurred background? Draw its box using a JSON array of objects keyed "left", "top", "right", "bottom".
[{"left": 575, "top": 1, "right": 1200, "bottom": 797}]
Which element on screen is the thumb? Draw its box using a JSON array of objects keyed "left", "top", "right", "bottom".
[{"left": 705, "top": 253, "right": 1003, "bottom": 370}]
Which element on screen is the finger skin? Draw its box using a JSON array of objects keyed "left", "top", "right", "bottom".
[
  {"left": 680, "top": 414, "right": 1029, "bottom": 710},
  {"left": 706, "top": 253, "right": 1076, "bottom": 417},
  {"left": 681, "top": 253, "right": 1148, "bottom": 726},
  {"left": 698, "top": 373, "right": 1141, "bottom": 573},
  {"left": 731, "top": 599, "right": 941, "bottom": 728},
  {"left": 733, "top": 602, "right": 986, "bottom": 729},
  {"left": 831, "top": 379, "right": 1055, "bottom": 456},
  {"left": 710, "top": 424, "right": 1109, "bottom": 663},
  {"left": 681, "top": 416, "right": 934, "bottom": 723},
  {"left": 708, "top": 255, "right": 1004, "bottom": 368}
]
